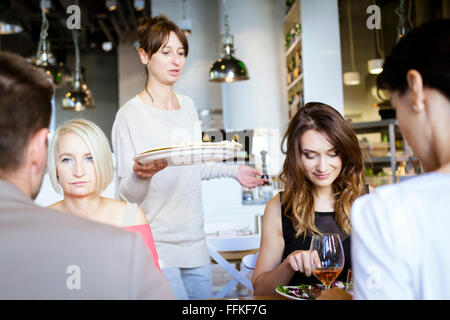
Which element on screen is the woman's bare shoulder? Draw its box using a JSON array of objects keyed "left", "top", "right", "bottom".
[
  {"left": 264, "top": 193, "right": 282, "bottom": 218},
  {"left": 101, "top": 198, "right": 127, "bottom": 216},
  {"left": 101, "top": 198, "right": 148, "bottom": 226},
  {"left": 100, "top": 198, "right": 126, "bottom": 208},
  {"left": 48, "top": 200, "right": 64, "bottom": 211}
]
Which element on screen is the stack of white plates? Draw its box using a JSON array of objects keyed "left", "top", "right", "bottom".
[{"left": 134, "top": 142, "right": 242, "bottom": 166}]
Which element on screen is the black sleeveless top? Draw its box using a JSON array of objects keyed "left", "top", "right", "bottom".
[{"left": 280, "top": 192, "right": 352, "bottom": 286}]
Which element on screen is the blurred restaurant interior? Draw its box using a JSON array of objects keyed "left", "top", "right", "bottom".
[{"left": 1, "top": 0, "right": 449, "bottom": 297}]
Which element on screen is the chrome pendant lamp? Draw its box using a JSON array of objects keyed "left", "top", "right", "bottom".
[
  {"left": 179, "top": 0, "right": 192, "bottom": 36},
  {"left": 29, "top": 0, "right": 60, "bottom": 85},
  {"left": 367, "top": 1, "right": 384, "bottom": 75},
  {"left": 209, "top": 0, "right": 249, "bottom": 83},
  {"left": 61, "top": 29, "right": 94, "bottom": 111}
]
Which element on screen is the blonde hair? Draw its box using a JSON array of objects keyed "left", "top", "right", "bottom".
[{"left": 48, "top": 119, "right": 114, "bottom": 195}]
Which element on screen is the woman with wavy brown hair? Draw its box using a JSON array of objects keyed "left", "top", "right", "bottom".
[{"left": 252, "top": 102, "right": 367, "bottom": 295}]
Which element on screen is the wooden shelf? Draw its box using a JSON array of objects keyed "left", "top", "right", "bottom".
[
  {"left": 285, "top": 36, "right": 301, "bottom": 57},
  {"left": 350, "top": 119, "right": 398, "bottom": 134},
  {"left": 284, "top": 0, "right": 300, "bottom": 24},
  {"left": 365, "top": 155, "right": 419, "bottom": 165},
  {"left": 287, "top": 73, "right": 303, "bottom": 91}
]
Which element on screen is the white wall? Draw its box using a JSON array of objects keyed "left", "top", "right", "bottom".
[
  {"left": 300, "top": 0, "right": 344, "bottom": 114},
  {"left": 219, "top": 0, "right": 289, "bottom": 131},
  {"left": 202, "top": 178, "right": 265, "bottom": 234},
  {"left": 119, "top": 0, "right": 223, "bottom": 112},
  {"left": 118, "top": 43, "right": 146, "bottom": 107}
]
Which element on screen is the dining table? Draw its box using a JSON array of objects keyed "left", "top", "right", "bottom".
[{"left": 226, "top": 295, "right": 289, "bottom": 300}]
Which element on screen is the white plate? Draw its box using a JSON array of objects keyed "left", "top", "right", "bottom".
[
  {"left": 134, "top": 146, "right": 241, "bottom": 166},
  {"left": 275, "top": 286, "right": 307, "bottom": 300}
]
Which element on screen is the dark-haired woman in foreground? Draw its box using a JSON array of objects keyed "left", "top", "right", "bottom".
[
  {"left": 318, "top": 19, "right": 450, "bottom": 300},
  {"left": 349, "top": 19, "right": 450, "bottom": 300},
  {"left": 112, "top": 15, "right": 266, "bottom": 300},
  {"left": 252, "top": 102, "right": 367, "bottom": 295}
]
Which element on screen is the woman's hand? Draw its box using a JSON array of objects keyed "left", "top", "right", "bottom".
[
  {"left": 286, "top": 250, "right": 321, "bottom": 277},
  {"left": 236, "top": 165, "right": 269, "bottom": 188},
  {"left": 133, "top": 159, "right": 168, "bottom": 179}
]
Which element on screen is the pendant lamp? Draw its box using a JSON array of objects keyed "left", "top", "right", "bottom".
[
  {"left": 343, "top": 0, "right": 360, "bottom": 86},
  {"left": 209, "top": 0, "right": 249, "bottom": 83},
  {"left": 179, "top": 0, "right": 192, "bottom": 35},
  {"left": 367, "top": 5, "right": 384, "bottom": 75},
  {"left": 29, "top": 0, "right": 60, "bottom": 84},
  {"left": 61, "top": 30, "right": 94, "bottom": 111}
]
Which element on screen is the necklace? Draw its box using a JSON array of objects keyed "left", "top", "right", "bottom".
[
  {"left": 144, "top": 87, "right": 179, "bottom": 110},
  {"left": 145, "top": 87, "right": 154, "bottom": 103}
]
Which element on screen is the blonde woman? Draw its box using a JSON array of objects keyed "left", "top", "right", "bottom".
[
  {"left": 48, "top": 119, "right": 160, "bottom": 270},
  {"left": 252, "top": 102, "right": 368, "bottom": 295}
]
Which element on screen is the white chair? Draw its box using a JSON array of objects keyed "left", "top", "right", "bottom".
[
  {"left": 242, "top": 253, "right": 258, "bottom": 270},
  {"left": 207, "top": 234, "right": 260, "bottom": 298}
]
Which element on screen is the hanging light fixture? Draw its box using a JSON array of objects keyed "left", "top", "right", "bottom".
[
  {"left": 0, "top": 4, "right": 23, "bottom": 35},
  {"left": 29, "top": 0, "right": 60, "bottom": 85},
  {"left": 368, "top": 58, "right": 383, "bottom": 75},
  {"left": 395, "top": 0, "right": 408, "bottom": 41},
  {"left": 343, "top": 0, "right": 360, "bottom": 86},
  {"left": 106, "top": 0, "right": 117, "bottom": 11},
  {"left": 61, "top": 30, "right": 94, "bottom": 111},
  {"left": 209, "top": 0, "right": 249, "bottom": 83},
  {"left": 367, "top": 2, "right": 384, "bottom": 75},
  {"left": 41, "top": 0, "right": 51, "bottom": 14},
  {"left": 179, "top": 0, "right": 192, "bottom": 35}
]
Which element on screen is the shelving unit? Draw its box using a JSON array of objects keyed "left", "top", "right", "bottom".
[
  {"left": 283, "top": 0, "right": 303, "bottom": 120},
  {"left": 284, "top": 35, "right": 301, "bottom": 58},
  {"left": 350, "top": 119, "right": 420, "bottom": 184}
]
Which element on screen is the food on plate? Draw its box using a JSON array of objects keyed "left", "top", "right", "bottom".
[{"left": 276, "top": 281, "right": 345, "bottom": 300}]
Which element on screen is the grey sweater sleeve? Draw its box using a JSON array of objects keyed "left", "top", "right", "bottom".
[
  {"left": 200, "top": 162, "right": 239, "bottom": 181},
  {"left": 112, "top": 113, "right": 151, "bottom": 203}
]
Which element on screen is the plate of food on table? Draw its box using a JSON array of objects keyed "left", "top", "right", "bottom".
[{"left": 276, "top": 281, "right": 347, "bottom": 300}]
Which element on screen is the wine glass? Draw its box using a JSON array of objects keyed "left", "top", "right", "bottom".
[{"left": 309, "top": 233, "right": 345, "bottom": 290}]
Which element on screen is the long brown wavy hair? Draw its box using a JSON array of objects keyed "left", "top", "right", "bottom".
[{"left": 279, "top": 102, "right": 365, "bottom": 238}]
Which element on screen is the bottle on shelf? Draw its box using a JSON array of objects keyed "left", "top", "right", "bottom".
[
  {"left": 290, "top": 26, "right": 297, "bottom": 44},
  {"left": 294, "top": 50, "right": 302, "bottom": 76},
  {"left": 292, "top": 55, "right": 299, "bottom": 79},
  {"left": 285, "top": 32, "right": 292, "bottom": 51},
  {"left": 295, "top": 23, "right": 301, "bottom": 38},
  {"left": 258, "top": 150, "right": 273, "bottom": 201}
]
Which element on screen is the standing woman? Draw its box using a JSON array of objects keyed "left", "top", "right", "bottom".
[
  {"left": 112, "top": 15, "right": 265, "bottom": 300},
  {"left": 252, "top": 102, "right": 367, "bottom": 295}
]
